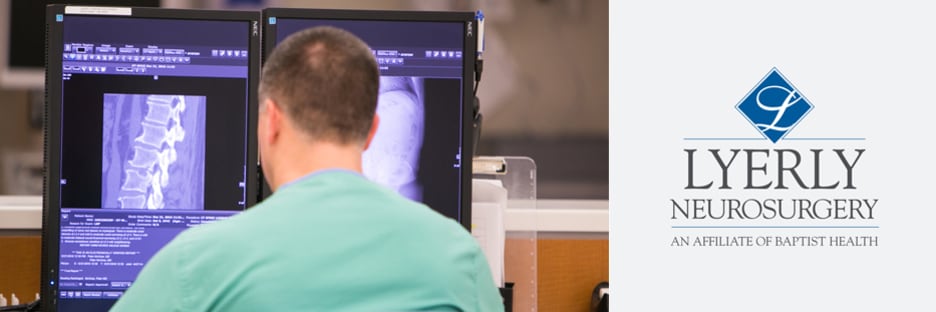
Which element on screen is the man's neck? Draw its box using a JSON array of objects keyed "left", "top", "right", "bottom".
[{"left": 269, "top": 140, "right": 364, "bottom": 192}]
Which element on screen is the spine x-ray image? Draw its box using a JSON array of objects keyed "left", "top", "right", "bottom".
[
  {"left": 363, "top": 77, "right": 425, "bottom": 202},
  {"left": 101, "top": 94, "right": 206, "bottom": 210}
]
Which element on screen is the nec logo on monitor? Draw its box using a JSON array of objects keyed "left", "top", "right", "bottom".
[{"left": 736, "top": 68, "right": 813, "bottom": 143}]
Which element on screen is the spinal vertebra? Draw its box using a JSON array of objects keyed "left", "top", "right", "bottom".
[
  {"left": 122, "top": 170, "right": 152, "bottom": 193},
  {"left": 128, "top": 146, "right": 160, "bottom": 170},
  {"left": 144, "top": 95, "right": 186, "bottom": 126},
  {"left": 119, "top": 95, "right": 188, "bottom": 209},
  {"left": 118, "top": 195, "right": 146, "bottom": 209}
]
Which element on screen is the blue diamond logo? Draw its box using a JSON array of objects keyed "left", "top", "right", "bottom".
[{"left": 736, "top": 68, "right": 813, "bottom": 143}]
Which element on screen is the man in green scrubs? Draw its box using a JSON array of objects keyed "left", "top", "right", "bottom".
[{"left": 112, "top": 26, "right": 504, "bottom": 312}]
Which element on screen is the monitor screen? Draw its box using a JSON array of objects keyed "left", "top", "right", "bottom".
[
  {"left": 42, "top": 6, "right": 260, "bottom": 311},
  {"left": 0, "top": 0, "right": 161, "bottom": 89},
  {"left": 262, "top": 9, "right": 476, "bottom": 228}
]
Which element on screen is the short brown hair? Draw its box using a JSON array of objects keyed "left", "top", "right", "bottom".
[{"left": 259, "top": 26, "right": 379, "bottom": 144}]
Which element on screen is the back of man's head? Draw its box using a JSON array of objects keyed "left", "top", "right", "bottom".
[{"left": 259, "top": 26, "right": 379, "bottom": 145}]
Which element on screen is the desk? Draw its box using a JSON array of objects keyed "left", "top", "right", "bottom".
[
  {"left": 0, "top": 197, "right": 41, "bottom": 306},
  {"left": 504, "top": 199, "right": 608, "bottom": 312},
  {"left": 0, "top": 196, "right": 41, "bottom": 234},
  {"left": 0, "top": 196, "right": 608, "bottom": 311}
]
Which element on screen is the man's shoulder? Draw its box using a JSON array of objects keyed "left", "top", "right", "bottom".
[{"left": 164, "top": 212, "right": 252, "bottom": 257}]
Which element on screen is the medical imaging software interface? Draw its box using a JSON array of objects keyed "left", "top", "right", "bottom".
[
  {"left": 272, "top": 18, "right": 466, "bottom": 220},
  {"left": 54, "top": 16, "right": 250, "bottom": 309}
]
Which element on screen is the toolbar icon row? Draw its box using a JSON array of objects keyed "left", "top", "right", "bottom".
[
  {"left": 64, "top": 54, "right": 191, "bottom": 63},
  {"left": 211, "top": 50, "right": 248, "bottom": 57},
  {"left": 64, "top": 65, "right": 108, "bottom": 73},
  {"left": 425, "top": 50, "right": 462, "bottom": 59}
]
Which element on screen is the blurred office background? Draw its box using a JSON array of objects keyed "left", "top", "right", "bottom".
[{"left": 0, "top": 0, "right": 608, "bottom": 200}]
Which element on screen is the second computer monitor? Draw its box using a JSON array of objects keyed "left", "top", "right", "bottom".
[{"left": 262, "top": 9, "right": 476, "bottom": 228}]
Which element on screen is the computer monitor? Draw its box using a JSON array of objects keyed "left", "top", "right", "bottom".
[
  {"left": 261, "top": 9, "right": 476, "bottom": 229},
  {"left": 42, "top": 5, "right": 260, "bottom": 311},
  {"left": 0, "top": 0, "right": 161, "bottom": 89}
]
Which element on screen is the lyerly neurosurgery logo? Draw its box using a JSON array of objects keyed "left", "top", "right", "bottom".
[
  {"left": 673, "top": 67, "right": 877, "bottom": 249},
  {"left": 736, "top": 68, "right": 813, "bottom": 143}
]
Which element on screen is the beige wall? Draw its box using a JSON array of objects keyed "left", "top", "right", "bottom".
[
  {"left": 479, "top": 0, "right": 608, "bottom": 137},
  {"left": 0, "top": 89, "right": 43, "bottom": 194},
  {"left": 0, "top": 90, "right": 36, "bottom": 148}
]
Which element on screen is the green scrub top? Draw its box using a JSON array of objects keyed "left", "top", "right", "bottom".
[{"left": 111, "top": 170, "right": 504, "bottom": 312}]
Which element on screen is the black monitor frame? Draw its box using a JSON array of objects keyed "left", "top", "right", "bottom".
[
  {"left": 42, "top": 5, "right": 260, "bottom": 310},
  {"left": 260, "top": 8, "right": 476, "bottom": 230}
]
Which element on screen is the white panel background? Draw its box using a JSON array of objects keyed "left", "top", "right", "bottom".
[{"left": 611, "top": 1, "right": 936, "bottom": 310}]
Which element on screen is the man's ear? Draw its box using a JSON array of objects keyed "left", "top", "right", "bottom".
[
  {"left": 363, "top": 114, "right": 380, "bottom": 151},
  {"left": 262, "top": 99, "right": 283, "bottom": 145}
]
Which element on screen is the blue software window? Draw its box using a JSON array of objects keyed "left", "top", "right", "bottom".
[{"left": 54, "top": 15, "right": 252, "bottom": 310}]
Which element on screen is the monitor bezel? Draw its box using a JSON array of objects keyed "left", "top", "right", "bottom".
[
  {"left": 259, "top": 8, "right": 476, "bottom": 231},
  {"left": 42, "top": 5, "right": 261, "bottom": 310}
]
